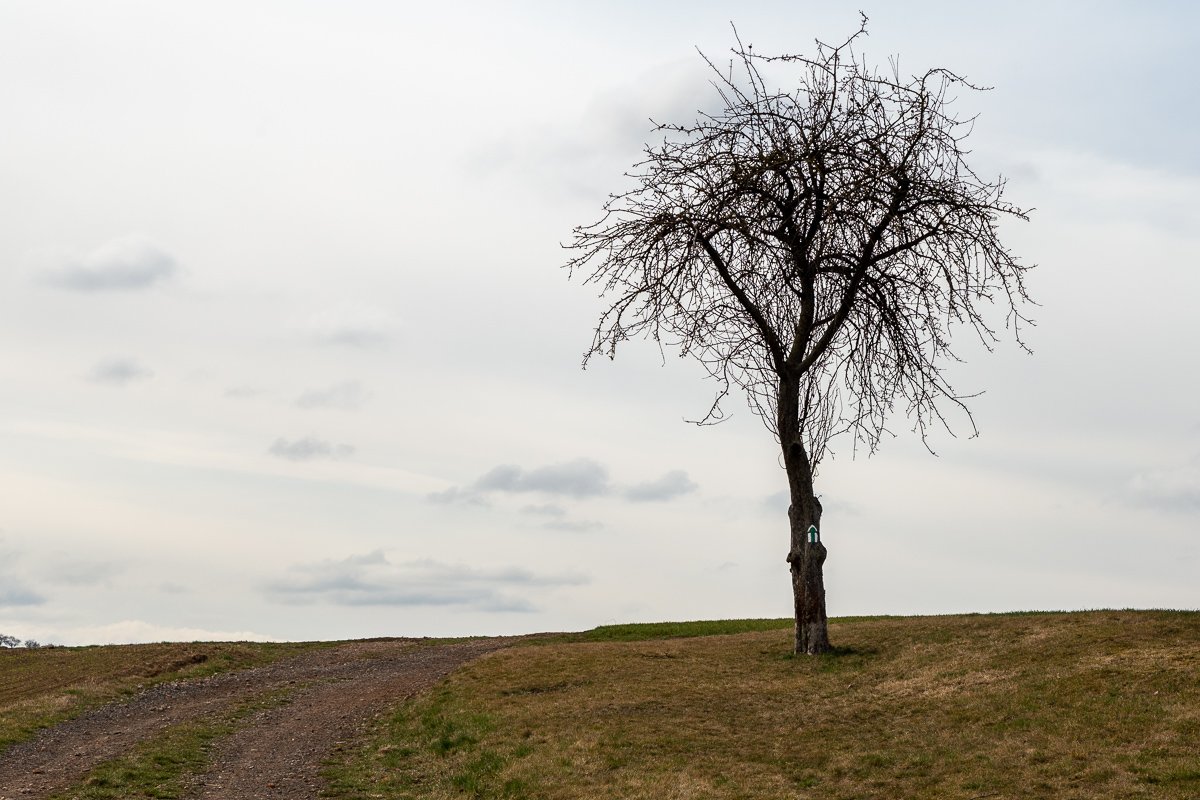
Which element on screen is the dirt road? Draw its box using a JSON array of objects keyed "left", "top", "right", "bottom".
[{"left": 0, "top": 637, "right": 510, "bottom": 799}]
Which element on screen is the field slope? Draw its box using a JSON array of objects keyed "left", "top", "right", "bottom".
[
  {"left": 2, "top": 611, "right": 1197, "bottom": 799},
  {"left": 0, "top": 640, "right": 316, "bottom": 750},
  {"left": 325, "top": 611, "right": 1200, "bottom": 799}
]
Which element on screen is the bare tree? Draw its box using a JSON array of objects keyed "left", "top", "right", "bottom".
[{"left": 565, "top": 18, "right": 1034, "bottom": 654}]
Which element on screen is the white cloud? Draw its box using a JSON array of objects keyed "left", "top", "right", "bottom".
[
  {"left": 624, "top": 469, "right": 697, "bottom": 502},
  {"left": 427, "top": 486, "right": 489, "bottom": 506},
  {"left": 88, "top": 357, "right": 153, "bottom": 385},
  {"left": 429, "top": 460, "right": 613, "bottom": 507},
  {"left": 520, "top": 503, "right": 566, "bottom": 517},
  {"left": 541, "top": 519, "right": 604, "bottom": 533},
  {"left": 265, "top": 550, "right": 587, "bottom": 613},
  {"left": 296, "top": 381, "right": 367, "bottom": 410},
  {"left": 54, "top": 620, "right": 280, "bottom": 646},
  {"left": 0, "top": 585, "right": 45, "bottom": 608},
  {"left": 40, "top": 235, "right": 177, "bottom": 292},
  {"left": 433, "top": 461, "right": 699, "bottom": 511},
  {"left": 473, "top": 459, "right": 611, "bottom": 498},
  {"left": 38, "top": 553, "right": 125, "bottom": 587},
  {"left": 470, "top": 58, "right": 714, "bottom": 200},
  {"left": 268, "top": 436, "right": 355, "bottom": 462},
  {"left": 1128, "top": 457, "right": 1200, "bottom": 512},
  {"left": 0, "top": 539, "right": 47, "bottom": 608},
  {"left": 307, "top": 304, "right": 396, "bottom": 348}
]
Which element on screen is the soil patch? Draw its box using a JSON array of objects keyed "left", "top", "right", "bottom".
[{"left": 0, "top": 638, "right": 508, "bottom": 799}]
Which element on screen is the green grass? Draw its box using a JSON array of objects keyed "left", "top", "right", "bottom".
[
  {"left": 324, "top": 610, "right": 1200, "bottom": 799},
  {"left": 322, "top": 683, "right": 515, "bottom": 800},
  {"left": 532, "top": 611, "right": 1073, "bottom": 646},
  {"left": 9, "top": 613, "right": 1200, "bottom": 798},
  {"left": 48, "top": 688, "right": 298, "bottom": 800},
  {"left": 550, "top": 617, "right": 794, "bottom": 643}
]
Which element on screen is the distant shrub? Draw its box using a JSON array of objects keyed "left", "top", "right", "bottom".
[{"left": 23, "top": 640, "right": 41, "bottom": 649}]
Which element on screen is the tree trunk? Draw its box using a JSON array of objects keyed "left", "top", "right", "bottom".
[
  {"left": 777, "top": 373, "right": 831, "bottom": 655},
  {"left": 788, "top": 493, "right": 829, "bottom": 655},
  {"left": 781, "top": 437, "right": 831, "bottom": 655}
]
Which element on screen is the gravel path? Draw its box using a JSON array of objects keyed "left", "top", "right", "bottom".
[
  {"left": 0, "top": 638, "right": 510, "bottom": 799},
  {"left": 186, "top": 638, "right": 507, "bottom": 799}
]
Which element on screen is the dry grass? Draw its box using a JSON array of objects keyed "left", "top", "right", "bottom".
[
  {"left": 326, "top": 611, "right": 1200, "bottom": 799},
  {"left": 0, "top": 640, "right": 317, "bottom": 749}
]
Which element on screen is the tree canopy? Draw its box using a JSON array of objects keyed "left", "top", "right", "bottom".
[{"left": 567, "top": 20, "right": 1034, "bottom": 466}]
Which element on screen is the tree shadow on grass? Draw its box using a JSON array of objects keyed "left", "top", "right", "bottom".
[
  {"left": 781, "top": 644, "right": 878, "bottom": 657},
  {"left": 826, "top": 644, "right": 878, "bottom": 657},
  {"left": 816, "top": 644, "right": 879, "bottom": 673},
  {"left": 778, "top": 644, "right": 879, "bottom": 672}
]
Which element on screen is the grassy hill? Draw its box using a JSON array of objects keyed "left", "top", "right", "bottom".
[
  {"left": 3, "top": 611, "right": 1198, "bottom": 798},
  {"left": 323, "top": 611, "right": 1200, "bottom": 799}
]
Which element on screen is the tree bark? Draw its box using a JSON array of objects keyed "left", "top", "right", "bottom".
[
  {"left": 779, "top": 379, "right": 831, "bottom": 655},
  {"left": 788, "top": 493, "right": 829, "bottom": 655}
]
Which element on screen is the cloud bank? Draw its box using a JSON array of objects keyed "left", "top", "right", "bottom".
[
  {"left": 541, "top": 520, "right": 604, "bottom": 533},
  {"left": 88, "top": 358, "right": 153, "bottom": 385},
  {"left": 265, "top": 550, "right": 586, "bottom": 612},
  {"left": 474, "top": 459, "right": 611, "bottom": 498},
  {"left": 623, "top": 469, "right": 697, "bottom": 502},
  {"left": 57, "top": 620, "right": 279, "bottom": 646},
  {"left": 268, "top": 436, "right": 355, "bottom": 461},
  {"left": 0, "top": 585, "right": 46, "bottom": 608},
  {"left": 1128, "top": 456, "right": 1200, "bottom": 512},
  {"left": 520, "top": 503, "right": 566, "bottom": 517},
  {"left": 307, "top": 305, "right": 395, "bottom": 348},
  {"left": 41, "top": 236, "right": 177, "bottom": 292},
  {"left": 295, "top": 381, "right": 367, "bottom": 410},
  {"left": 430, "top": 459, "right": 698, "bottom": 509},
  {"left": 0, "top": 544, "right": 48, "bottom": 608}
]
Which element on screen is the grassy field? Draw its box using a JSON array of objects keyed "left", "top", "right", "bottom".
[
  {"left": 4, "top": 612, "right": 1198, "bottom": 799},
  {"left": 542, "top": 617, "right": 794, "bottom": 643},
  {"left": 324, "top": 611, "right": 1200, "bottom": 799},
  {"left": 0, "top": 640, "right": 316, "bottom": 749}
]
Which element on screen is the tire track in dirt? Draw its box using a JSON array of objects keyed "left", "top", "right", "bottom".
[
  {"left": 0, "top": 638, "right": 509, "bottom": 799},
  {"left": 185, "top": 638, "right": 509, "bottom": 799}
]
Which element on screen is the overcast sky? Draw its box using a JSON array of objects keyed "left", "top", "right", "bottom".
[{"left": 2, "top": 1, "right": 1197, "bottom": 645}]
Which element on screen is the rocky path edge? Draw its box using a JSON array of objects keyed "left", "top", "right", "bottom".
[{"left": 0, "top": 637, "right": 513, "bottom": 799}]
